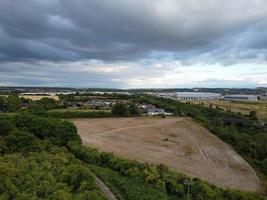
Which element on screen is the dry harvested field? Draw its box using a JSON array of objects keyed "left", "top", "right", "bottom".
[
  {"left": 191, "top": 100, "right": 267, "bottom": 123},
  {"left": 72, "top": 117, "right": 260, "bottom": 192},
  {"left": 19, "top": 95, "right": 59, "bottom": 101},
  {"left": 1, "top": 95, "right": 59, "bottom": 101}
]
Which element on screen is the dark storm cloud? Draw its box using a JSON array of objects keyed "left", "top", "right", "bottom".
[
  {"left": 0, "top": 0, "right": 267, "bottom": 63},
  {"left": 0, "top": 0, "right": 267, "bottom": 88}
]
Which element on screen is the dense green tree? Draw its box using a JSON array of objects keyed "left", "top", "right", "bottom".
[
  {"left": 112, "top": 103, "right": 128, "bottom": 117},
  {"left": 0, "top": 152, "right": 106, "bottom": 200},
  {"left": 262, "top": 158, "right": 267, "bottom": 175},
  {"left": 38, "top": 97, "right": 58, "bottom": 110},
  {"left": 60, "top": 164, "right": 95, "bottom": 191},
  {"left": 5, "top": 129, "right": 41, "bottom": 153},
  {"left": 14, "top": 114, "right": 81, "bottom": 146},
  {"left": 27, "top": 103, "right": 47, "bottom": 115},
  {"left": 128, "top": 103, "right": 140, "bottom": 116},
  {"left": 0, "top": 96, "right": 6, "bottom": 111},
  {"left": 0, "top": 118, "right": 15, "bottom": 136},
  {"left": 19, "top": 97, "right": 32, "bottom": 104},
  {"left": 6, "top": 95, "right": 21, "bottom": 112},
  {"left": 249, "top": 110, "right": 258, "bottom": 120}
]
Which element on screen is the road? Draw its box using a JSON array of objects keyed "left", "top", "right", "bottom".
[{"left": 96, "top": 177, "right": 118, "bottom": 200}]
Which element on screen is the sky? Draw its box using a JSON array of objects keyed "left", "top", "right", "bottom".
[{"left": 0, "top": 0, "right": 267, "bottom": 88}]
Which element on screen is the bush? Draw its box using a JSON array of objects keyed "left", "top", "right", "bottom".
[
  {"left": 5, "top": 129, "right": 41, "bottom": 153},
  {"left": 112, "top": 104, "right": 128, "bottom": 117},
  {"left": 59, "top": 164, "right": 95, "bottom": 191},
  {"left": 0, "top": 118, "right": 15, "bottom": 136},
  {"left": 14, "top": 114, "right": 81, "bottom": 146},
  {"left": 6, "top": 95, "right": 21, "bottom": 112}
]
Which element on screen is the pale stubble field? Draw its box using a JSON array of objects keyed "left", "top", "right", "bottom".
[{"left": 72, "top": 117, "right": 261, "bottom": 192}]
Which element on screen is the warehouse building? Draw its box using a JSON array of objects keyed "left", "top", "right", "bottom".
[{"left": 222, "top": 95, "right": 258, "bottom": 101}]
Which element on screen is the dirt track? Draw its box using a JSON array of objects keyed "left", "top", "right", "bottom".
[{"left": 72, "top": 117, "right": 260, "bottom": 192}]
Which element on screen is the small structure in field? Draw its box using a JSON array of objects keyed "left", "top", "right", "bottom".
[
  {"left": 138, "top": 104, "right": 156, "bottom": 112},
  {"left": 260, "top": 93, "right": 267, "bottom": 100}
]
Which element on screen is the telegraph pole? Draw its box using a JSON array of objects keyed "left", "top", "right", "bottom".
[{"left": 184, "top": 180, "right": 194, "bottom": 200}]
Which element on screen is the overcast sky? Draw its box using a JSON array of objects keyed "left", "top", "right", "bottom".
[{"left": 0, "top": 0, "right": 267, "bottom": 88}]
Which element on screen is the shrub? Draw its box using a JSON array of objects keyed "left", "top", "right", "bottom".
[{"left": 112, "top": 104, "right": 128, "bottom": 117}]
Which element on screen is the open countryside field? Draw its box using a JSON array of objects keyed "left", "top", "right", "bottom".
[
  {"left": 72, "top": 117, "right": 261, "bottom": 192},
  {"left": 194, "top": 100, "right": 267, "bottom": 123},
  {"left": 19, "top": 95, "right": 59, "bottom": 101}
]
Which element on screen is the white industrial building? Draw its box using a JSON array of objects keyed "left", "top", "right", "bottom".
[
  {"left": 222, "top": 95, "right": 258, "bottom": 101},
  {"left": 175, "top": 92, "right": 221, "bottom": 100}
]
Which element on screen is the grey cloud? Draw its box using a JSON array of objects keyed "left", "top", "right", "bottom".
[
  {"left": 1, "top": 0, "right": 267, "bottom": 88},
  {"left": 0, "top": 0, "right": 267, "bottom": 63}
]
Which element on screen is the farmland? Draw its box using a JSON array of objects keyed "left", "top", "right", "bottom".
[
  {"left": 192, "top": 100, "right": 267, "bottom": 123},
  {"left": 19, "top": 95, "right": 59, "bottom": 101},
  {"left": 72, "top": 117, "right": 261, "bottom": 192}
]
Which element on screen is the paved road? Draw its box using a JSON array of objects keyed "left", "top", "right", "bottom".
[{"left": 96, "top": 177, "right": 118, "bottom": 200}]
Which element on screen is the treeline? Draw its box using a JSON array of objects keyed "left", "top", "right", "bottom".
[
  {"left": 0, "top": 94, "right": 142, "bottom": 118},
  {"left": 68, "top": 142, "right": 265, "bottom": 200},
  {"left": 134, "top": 95, "right": 267, "bottom": 178},
  {"left": 0, "top": 95, "right": 21, "bottom": 112},
  {"left": 45, "top": 110, "right": 112, "bottom": 118},
  {"left": 0, "top": 94, "right": 64, "bottom": 113},
  {"left": 91, "top": 165, "right": 170, "bottom": 200},
  {"left": 33, "top": 103, "right": 140, "bottom": 118},
  {"left": 58, "top": 93, "right": 131, "bottom": 102}
]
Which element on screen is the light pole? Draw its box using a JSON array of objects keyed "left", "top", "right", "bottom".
[{"left": 184, "top": 180, "right": 194, "bottom": 200}]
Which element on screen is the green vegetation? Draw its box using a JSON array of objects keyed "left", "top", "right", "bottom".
[
  {"left": 90, "top": 165, "right": 170, "bottom": 200},
  {"left": 69, "top": 144, "right": 265, "bottom": 200},
  {"left": 0, "top": 113, "right": 265, "bottom": 199},
  {"left": 111, "top": 103, "right": 128, "bottom": 117},
  {"left": 0, "top": 96, "right": 5, "bottom": 111},
  {"left": 111, "top": 103, "right": 140, "bottom": 117},
  {"left": 48, "top": 108, "right": 111, "bottom": 113},
  {"left": 44, "top": 110, "right": 112, "bottom": 119},
  {"left": 58, "top": 93, "right": 130, "bottom": 103},
  {"left": 0, "top": 115, "right": 107, "bottom": 199},
  {"left": 0, "top": 95, "right": 21, "bottom": 112},
  {"left": 1, "top": 91, "right": 267, "bottom": 199},
  {"left": 0, "top": 152, "right": 107, "bottom": 200},
  {"left": 44, "top": 103, "right": 139, "bottom": 118}
]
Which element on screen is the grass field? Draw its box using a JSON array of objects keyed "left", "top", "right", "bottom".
[
  {"left": 192, "top": 100, "right": 267, "bottom": 123},
  {"left": 72, "top": 117, "right": 261, "bottom": 192},
  {"left": 19, "top": 95, "right": 59, "bottom": 101}
]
